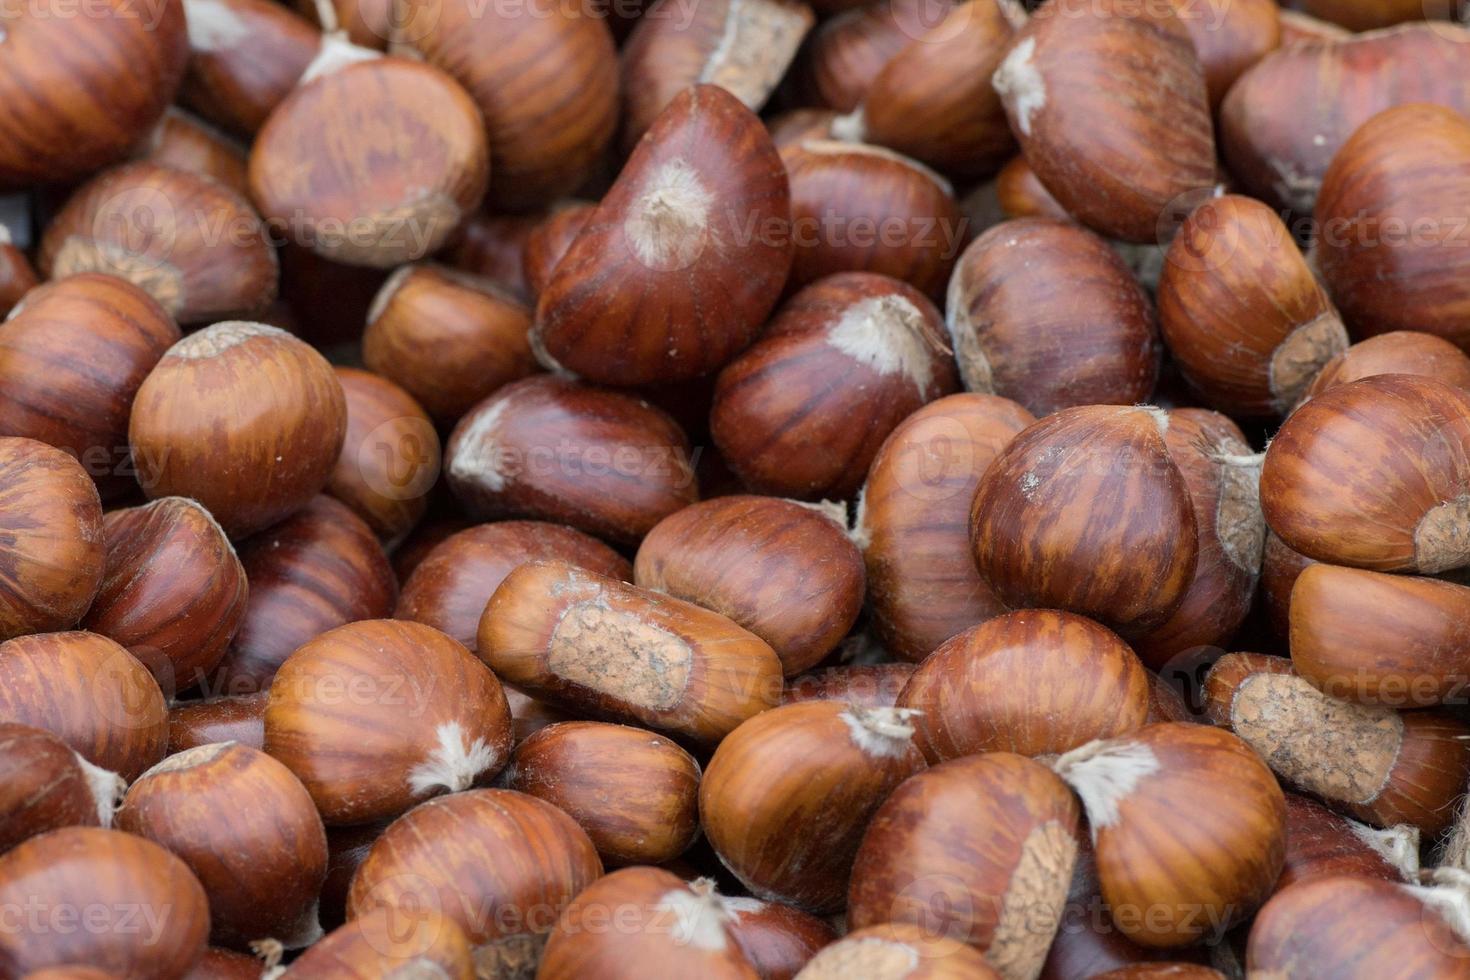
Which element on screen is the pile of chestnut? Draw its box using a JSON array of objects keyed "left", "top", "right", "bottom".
[{"left": 0, "top": 0, "right": 1469, "bottom": 976}]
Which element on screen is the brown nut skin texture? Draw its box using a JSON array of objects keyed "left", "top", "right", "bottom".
[
  {"left": 0, "top": 827, "right": 209, "bottom": 979},
  {"left": 858, "top": 393, "right": 1033, "bottom": 663},
  {"left": 993, "top": 0, "right": 1216, "bottom": 244},
  {"left": 398, "top": 520, "right": 630, "bottom": 653},
  {"left": 211, "top": 496, "right": 396, "bottom": 697},
  {"left": 129, "top": 323, "right": 348, "bottom": 540},
  {"left": 1247, "top": 876, "right": 1470, "bottom": 979},
  {"left": 722, "top": 898, "right": 836, "bottom": 980},
  {"left": 116, "top": 742, "right": 328, "bottom": 950},
  {"left": 0, "top": 242, "right": 38, "bottom": 318},
  {"left": 0, "top": 723, "right": 113, "bottom": 855},
  {"left": 249, "top": 56, "right": 489, "bottom": 268},
  {"left": 179, "top": 0, "right": 320, "bottom": 137},
  {"left": 446, "top": 211, "right": 540, "bottom": 301},
  {"left": 798, "top": 922, "right": 1001, "bottom": 980},
  {"left": 317, "top": 821, "right": 388, "bottom": 933},
  {"left": 280, "top": 908, "right": 474, "bottom": 980},
  {"left": 1315, "top": 103, "right": 1470, "bottom": 350},
  {"left": 898, "top": 610, "right": 1151, "bottom": 763},
  {"left": 41, "top": 162, "right": 278, "bottom": 325},
  {"left": 522, "top": 203, "right": 593, "bottom": 301},
  {"left": 780, "top": 141, "right": 963, "bottom": 298},
  {"left": 187, "top": 948, "right": 267, "bottom": 980},
  {"left": 395, "top": 0, "right": 617, "bottom": 213},
  {"left": 0, "top": 0, "right": 188, "bottom": 190},
  {"left": 0, "top": 438, "right": 106, "bottom": 640},
  {"left": 794, "top": 1, "right": 930, "bottom": 113},
  {"left": 0, "top": 632, "right": 167, "bottom": 782},
  {"left": 480, "top": 560, "right": 782, "bottom": 746},
  {"left": 1276, "top": 793, "right": 1409, "bottom": 893},
  {"left": 506, "top": 720, "right": 701, "bottom": 867},
  {"left": 946, "top": 218, "right": 1160, "bottom": 416},
  {"left": 994, "top": 156, "right": 1069, "bottom": 221},
  {"left": 783, "top": 663, "right": 917, "bottom": 709},
  {"left": 700, "top": 700, "right": 926, "bottom": 913},
  {"left": 83, "top": 498, "right": 248, "bottom": 698},
  {"left": 534, "top": 85, "right": 792, "bottom": 386},
  {"left": 969, "top": 406, "right": 1199, "bottom": 639},
  {"left": 848, "top": 752, "right": 1081, "bottom": 976},
  {"left": 362, "top": 264, "right": 536, "bottom": 425},
  {"left": 446, "top": 375, "right": 698, "bottom": 547},
  {"left": 1260, "top": 531, "right": 1314, "bottom": 648},
  {"left": 264, "top": 619, "right": 513, "bottom": 826},
  {"left": 1259, "top": 374, "right": 1470, "bottom": 574},
  {"left": 1306, "top": 332, "right": 1470, "bottom": 403},
  {"left": 1166, "top": 0, "right": 1280, "bottom": 109},
  {"left": 1221, "top": 24, "right": 1470, "bottom": 215},
  {"left": 144, "top": 109, "right": 251, "bottom": 197},
  {"left": 167, "top": 693, "right": 267, "bottom": 754},
  {"left": 712, "top": 272, "right": 959, "bottom": 500},
  {"left": 1158, "top": 196, "right": 1346, "bottom": 418},
  {"left": 0, "top": 274, "right": 180, "bottom": 501},
  {"left": 635, "top": 496, "right": 865, "bottom": 676},
  {"left": 347, "top": 789, "right": 604, "bottom": 964}
]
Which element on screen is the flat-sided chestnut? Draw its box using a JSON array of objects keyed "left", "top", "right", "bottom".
[
  {"left": 281, "top": 908, "right": 473, "bottom": 979},
  {"left": 720, "top": 897, "right": 836, "bottom": 980},
  {"left": 141, "top": 109, "right": 251, "bottom": 196},
  {"left": 946, "top": 218, "right": 1160, "bottom": 415},
  {"left": 712, "top": 273, "right": 958, "bottom": 500},
  {"left": 1276, "top": 793, "right": 1418, "bottom": 892},
  {"left": 532, "top": 85, "right": 792, "bottom": 385},
  {"left": 180, "top": 0, "right": 320, "bottom": 136},
  {"left": 480, "top": 560, "right": 782, "bottom": 745},
  {"left": 168, "top": 693, "right": 267, "bottom": 753},
  {"left": 0, "top": 722, "right": 124, "bottom": 854},
  {"left": 795, "top": 923, "right": 1000, "bottom": 979},
  {"left": 116, "top": 742, "right": 328, "bottom": 949},
  {"left": 521, "top": 203, "right": 593, "bottom": 301},
  {"left": 129, "top": 322, "right": 348, "bottom": 539},
  {"left": 848, "top": 752, "right": 1080, "bottom": 977},
  {"left": 0, "top": 438, "right": 105, "bottom": 639},
  {"left": 783, "top": 663, "right": 917, "bottom": 709},
  {"left": 446, "top": 375, "right": 698, "bottom": 546},
  {"left": 1304, "top": 332, "right": 1470, "bottom": 403},
  {"left": 264, "top": 619, "right": 513, "bottom": 825},
  {"left": 970, "top": 405, "right": 1198, "bottom": 638}
]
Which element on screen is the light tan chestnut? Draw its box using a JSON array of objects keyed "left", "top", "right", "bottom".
[
  {"left": 848, "top": 753, "right": 1081, "bottom": 979},
  {"left": 479, "top": 561, "right": 782, "bottom": 746},
  {"left": 264, "top": 619, "right": 513, "bottom": 825},
  {"left": 796, "top": 923, "right": 1001, "bottom": 979},
  {"left": 1304, "top": 332, "right": 1470, "bottom": 403},
  {"left": 0, "top": 722, "right": 125, "bottom": 854}
]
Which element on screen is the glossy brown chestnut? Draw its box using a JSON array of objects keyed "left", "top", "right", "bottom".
[
  {"left": 1259, "top": 532, "right": 1314, "bottom": 649},
  {"left": 264, "top": 619, "right": 513, "bottom": 825},
  {"left": 446, "top": 210, "right": 541, "bottom": 301},
  {"left": 782, "top": 663, "right": 917, "bottom": 709},
  {"left": 720, "top": 897, "right": 836, "bottom": 980},
  {"left": 1304, "top": 332, "right": 1470, "bottom": 403},
  {"left": 391, "top": 517, "right": 472, "bottom": 582},
  {"left": 280, "top": 908, "right": 473, "bottom": 979},
  {"left": 795, "top": 923, "right": 1001, "bottom": 979},
  {"left": 167, "top": 693, "right": 267, "bottom": 753},
  {"left": 993, "top": 156, "right": 1070, "bottom": 222},
  {"left": 794, "top": 0, "right": 950, "bottom": 114},
  {"left": 129, "top": 322, "right": 348, "bottom": 539},
  {"left": 521, "top": 203, "right": 593, "bottom": 300},
  {"left": 1276, "top": 793, "right": 1418, "bottom": 892},
  {"left": 179, "top": 0, "right": 320, "bottom": 136},
  {"left": 0, "top": 722, "right": 124, "bottom": 855},
  {"left": 1166, "top": 0, "right": 1280, "bottom": 108},
  {"left": 317, "top": 821, "right": 387, "bottom": 932},
  {"left": 141, "top": 109, "right": 251, "bottom": 196}
]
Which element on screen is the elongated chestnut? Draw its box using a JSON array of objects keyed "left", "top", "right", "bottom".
[
  {"left": 264, "top": 619, "right": 513, "bottom": 825},
  {"left": 1158, "top": 195, "right": 1347, "bottom": 417},
  {"left": 1202, "top": 652, "right": 1470, "bottom": 834},
  {"left": 712, "top": 273, "right": 958, "bottom": 499},
  {"left": 0, "top": 827, "right": 209, "bottom": 978},
  {"left": 970, "top": 405, "right": 1198, "bottom": 638},
  {"left": 446, "top": 375, "right": 698, "bottom": 546},
  {"left": 635, "top": 496, "right": 863, "bottom": 676},
  {"left": 702, "top": 701, "right": 924, "bottom": 913},
  {"left": 532, "top": 85, "right": 791, "bottom": 385},
  {"left": 0, "top": 438, "right": 105, "bottom": 640},
  {"left": 168, "top": 693, "right": 267, "bottom": 753},
  {"left": 0, "top": 722, "right": 124, "bottom": 854},
  {"left": 141, "top": 109, "right": 250, "bottom": 197},
  {"left": 281, "top": 907, "right": 473, "bottom": 979},
  {"left": 946, "top": 218, "right": 1159, "bottom": 415},
  {"left": 1053, "top": 723, "right": 1286, "bottom": 946},
  {"left": 992, "top": 0, "right": 1215, "bottom": 243},
  {"left": 506, "top": 720, "right": 700, "bottom": 866},
  {"left": 0, "top": 632, "right": 168, "bottom": 781},
  {"left": 1259, "top": 374, "right": 1470, "bottom": 574},
  {"left": 129, "top": 322, "right": 348, "bottom": 539},
  {"left": 117, "top": 742, "right": 328, "bottom": 949},
  {"left": 1277, "top": 793, "right": 1418, "bottom": 892},
  {"left": 347, "top": 789, "right": 603, "bottom": 973},
  {"left": 848, "top": 752, "right": 1080, "bottom": 976},
  {"left": 1304, "top": 332, "right": 1470, "bottom": 403},
  {"left": 720, "top": 897, "right": 835, "bottom": 980},
  {"left": 362, "top": 264, "right": 536, "bottom": 425},
  {"left": 796, "top": 923, "right": 1001, "bottom": 979},
  {"left": 480, "top": 560, "right": 782, "bottom": 745},
  {"left": 898, "top": 610, "right": 1150, "bottom": 762},
  {"left": 783, "top": 663, "right": 916, "bottom": 708},
  {"left": 180, "top": 0, "right": 320, "bottom": 136},
  {"left": 521, "top": 203, "right": 593, "bottom": 301}
]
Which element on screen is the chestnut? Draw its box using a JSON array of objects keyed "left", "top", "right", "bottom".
[
  {"left": 794, "top": 2, "right": 932, "bottom": 113},
  {"left": 897, "top": 609, "right": 1151, "bottom": 763},
  {"left": 1277, "top": 793, "right": 1418, "bottom": 892},
  {"left": 521, "top": 202, "right": 593, "bottom": 301},
  {"left": 945, "top": 217, "right": 1160, "bottom": 415},
  {"left": 179, "top": 0, "right": 320, "bottom": 136},
  {"left": 1260, "top": 531, "right": 1314, "bottom": 649},
  {"left": 505, "top": 720, "right": 701, "bottom": 867},
  {"left": 0, "top": 722, "right": 125, "bottom": 854},
  {"left": 0, "top": 438, "right": 105, "bottom": 640},
  {"left": 317, "top": 821, "right": 387, "bottom": 932},
  {"left": 479, "top": 560, "right": 783, "bottom": 745},
  {"left": 397, "top": 520, "right": 630, "bottom": 653},
  {"left": 1167, "top": 0, "right": 1279, "bottom": 109},
  {"left": 40, "top": 162, "right": 278, "bottom": 325},
  {"left": 857, "top": 392, "right": 1033, "bottom": 662},
  {"left": 263, "top": 619, "right": 513, "bottom": 825},
  {"left": 635, "top": 496, "right": 864, "bottom": 676},
  {"left": 721, "top": 897, "right": 836, "bottom": 980},
  {"left": 0, "top": 827, "right": 209, "bottom": 978},
  {"left": 0, "top": 631, "right": 168, "bottom": 781},
  {"left": 848, "top": 752, "right": 1080, "bottom": 976},
  {"left": 446, "top": 375, "right": 698, "bottom": 546},
  {"left": 1304, "top": 332, "right": 1470, "bottom": 403},
  {"left": 969, "top": 405, "right": 1198, "bottom": 639},
  {"left": 783, "top": 663, "right": 917, "bottom": 709},
  {"left": 141, "top": 109, "right": 251, "bottom": 197},
  {"left": 392, "top": 516, "right": 472, "bottom": 582},
  {"left": 0, "top": 222, "right": 38, "bottom": 319},
  {"left": 712, "top": 272, "right": 959, "bottom": 500},
  {"left": 167, "top": 693, "right": 267, "bottom": 753},
  {"left": 129, "top": 322, "right": 348, "bottom": 539},
  {"left": 347, "top": 789, "right": 603, "bottom": 974},
  {"left": 82, "top": 497, "right": 249, "bottom": 697},
  {"left": 280, "top": 907, "right": 473, "bottom": 979},
  {"left": 446, "top": 210, "right": 541, "bottom": 300},
  {"left": 1277, "top": 9, "right": 1351, "bottom": 43},
  {"left": 532, "top": 85, "right": 792, "bottom": 386},
  {"left": 795, "top": 923, "right": 1001, "bottom": 979},
  {"left": 993, "top": 156, "right": 1070, "bottom": 222},
  {"left": 1052, "top": 723, "right": 1287, "bottom": 946},
  {"left": 116, "top": 742, "right": 329, "bottom": 950},
  {"left": 362, "top": 264, "right": 536, "bottom": 425}
]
